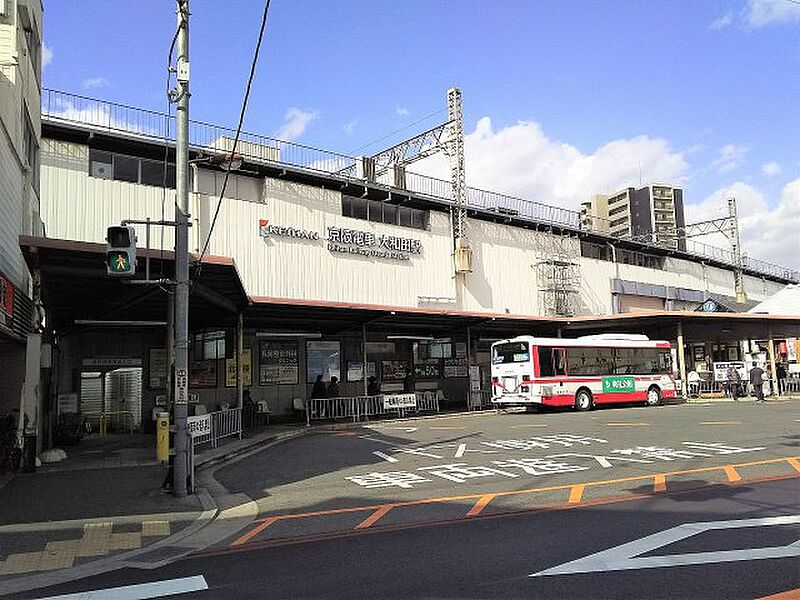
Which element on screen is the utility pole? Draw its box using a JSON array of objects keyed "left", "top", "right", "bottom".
[{"left": 173, "top": 0, "right": 191, "bottom": 497}]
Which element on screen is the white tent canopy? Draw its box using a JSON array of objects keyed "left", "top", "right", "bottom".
[{"left": 748, "top": 284, "right": 800, "bottom": 316}]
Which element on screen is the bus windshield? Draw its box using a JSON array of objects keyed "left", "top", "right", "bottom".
[{"left": 492, "top": 342, "right": 530, "bottom": 365}]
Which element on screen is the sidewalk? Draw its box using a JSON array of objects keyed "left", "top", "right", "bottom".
[
  {"left": 0, "top": 422, "right": 307, "bottom": 589},
  {"left": 685, "top": 392, "right": 800, "bottom": 403}
]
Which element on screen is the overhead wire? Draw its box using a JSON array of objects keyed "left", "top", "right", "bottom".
[
  {"left": 159, "top": 24, "right": 181, "bottom": 286},
  {"left": 192, "top": 0, "right": 272, "bottom": 290}
]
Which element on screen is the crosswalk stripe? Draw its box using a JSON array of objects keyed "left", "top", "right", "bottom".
[{"left": 36, "top": 575, "right": 208, "bottom": 600}]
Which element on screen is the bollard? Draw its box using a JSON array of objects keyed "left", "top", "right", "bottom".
[{"left": 156, "top": 412, "right": 170, "bottom": 463}]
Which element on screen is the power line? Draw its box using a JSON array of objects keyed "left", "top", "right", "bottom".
[
  {"left": 160, "top": 24, "right": 181, "bottom": 283},
  {"left": 192, "top": 0, "right": 272, "bottom": 288},
  {"left": 348, "top": 108, "right": 447, "bottom": 154}
]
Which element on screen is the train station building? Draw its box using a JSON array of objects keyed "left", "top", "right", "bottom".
[{"left": 7, "top": 89, "right": 800, "bottom": 448}]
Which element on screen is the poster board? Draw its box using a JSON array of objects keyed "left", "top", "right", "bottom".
[
  {"left": 189, "top": 360, "right": 217, "bottom": 388},
  {"left": 149, "top": 348, "right": 167, "bottom": 389},
  {"left": 225, "top": 349, "right": 253, "bottom": 388},
  {"left": 259, "top": 341, "right": 299, "bottom": 385},
  {"left": 382, "top": 360, "right": 409, "bottom": 381}
]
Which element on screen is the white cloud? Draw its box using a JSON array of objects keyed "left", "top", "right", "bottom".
[
  {"left": 761, "top": 161, "right": 782, "bottom": 177},
  {"left": 709, "top": 143, "right": 748, "bottom": 174},
  {"left": 744, "top": 0, "right": 800, "bottom": 27},
  {"left": 342, "top": 119, "right": 357, "bottom": 136},
  {"left": 82, "top": 77, "right": 109, "bottom": 89},
  {"left": 413, "top": 116, "right": 688, "bottom": 209},
  {"left": 42, "top": 44, "right": 53, "bottom": 67},
  {"left": 685, "top": 179, "right": 800, "bottom": 269},
  {"left": 396, "top": 106, "right": 410, "bottom": 117},
  {"left": 710, "top": 11, "right": 734, "bottom": 29},
  {"left": 275, "top": 107, "right": 318, "bottom": 141}
]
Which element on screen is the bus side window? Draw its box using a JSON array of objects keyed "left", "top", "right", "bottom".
[
  {"left": 554, "top": 349, "right": 567, "bottom": 376},
  {"left": 538, "top": 347, "right": 554, "bottom": 377}
]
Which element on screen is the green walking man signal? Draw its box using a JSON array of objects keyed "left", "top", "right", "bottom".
[{"left": 106, "top": 225, "right": 137, "bottom": 277}]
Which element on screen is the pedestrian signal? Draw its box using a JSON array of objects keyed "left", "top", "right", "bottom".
[{"left": 106, "top": 225, "right": 137, "bottom": 277}]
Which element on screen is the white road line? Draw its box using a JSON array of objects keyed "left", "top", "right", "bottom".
[
  {"left": 531, "top": 515, "right": 800, "bottom": 577},
  {"left": 373, "top": 451, "right": 399, "bottom": 463},
  {"left": 36, "top": 575, "right": 208, "bottom": 600},
  {"left": 454, "top": 443, "right": 467, "bottom": 458}
]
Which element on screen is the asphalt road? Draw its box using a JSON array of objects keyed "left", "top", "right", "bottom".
[
  {"left": 214, "top": 400, "right": 800, "bottom": 545},
  {"left": 21, "top": 477, "right": 800, "bottom": 599}
]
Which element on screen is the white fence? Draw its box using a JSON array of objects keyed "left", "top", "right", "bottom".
[
  {"left": 305, "top": 392, "right": 441, "bottom": 424},
  {"left": 191, "top": 407, "right": 242, "bottom": 449}
]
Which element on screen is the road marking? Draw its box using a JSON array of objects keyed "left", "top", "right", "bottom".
[
  {"left": 699, "top": 421, "right": 742, "bottom": 425},
  {"left": 568, "top": 484, "right": 585, "bottom": 504},
  {"left": 36, "top": 575, "right": 209, "bottom": 599},
  {"left": 510, "top": 424, "right": 549, "bottom": 429},
  {"left": 373, "top": 451, "right": 399, "bottom": 463},
  {"left": 653, "top": 474, "right": 667, "bottom": 492},
  {"left": 788, "top": 458, "right": 800, "bottom": 473},
  {"left": 759, "top": 587, "right": 800, "bottom": 600},
  {"left": 231, "top": 517, "right": 278, "bottom": 546},
  {"left": 234, "top": 456, "right": 800, "bottom": 546},
  {"left": 724, "top": 466, "right": 742, "bottom": 482},
  {"left": 356, "top": 505, "right": 394, "bottom": 529},
  {"left": 530, "top": 515, "right": 800, "bottom": 577},
  {"left": 429, "top": 426, "right": 467, "bottom": 430},
  {"left": 605, "top": 422, "right": 649, "bottom": 426},
  {"left": 454, "top": 443, "right": 467, "bottom": 458},
  {"left": 466, "top": 494, "right": 495, "bottom": 517}
]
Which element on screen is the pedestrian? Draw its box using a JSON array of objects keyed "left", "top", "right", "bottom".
[
  {"left": 749, "top": 363, "right": 765, "bottom": 403},
  {"left": 687, "top": 369, "right": 701, "bottom": 398},
  {"left": 776, "top": 362, "right": 787, "bottom": 396},
  {"left": 311, "top": 374, "right": 327, "bottom": 399},
  {"left": 367, "top": 376, "right": 379, "bottom": 396},
  {"left": 242, "top": 389, "right": 255, "bottom": 427},
  {"left": 726, "top": 365, "right": 741, "bottom": 402},
  {"left": 403, "top": 368, "right": 415, "bottom": 393},
  {"left": 327, "top": 376, "right": 340, "bottom": 398}
]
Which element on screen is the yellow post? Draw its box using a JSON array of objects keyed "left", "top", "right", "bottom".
[{"left": 156, "top": 412, "right": 170, "bottom": 463}]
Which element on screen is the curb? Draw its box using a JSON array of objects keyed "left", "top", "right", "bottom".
[{"left": 195, "top": 428, "right": 310, "bottom": 470}]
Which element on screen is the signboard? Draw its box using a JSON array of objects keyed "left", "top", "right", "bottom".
[
  {"left": 259, "top": 219, "right": 320, "bottom": 240},
  {"left": 149, "top": 348, "right": 167, "bottom": 389},
  {"left": 383, "top": 393, "right": 417, "bottom": 410},
  {"left": 57, "top": 393, "right": 78, "bottom": 414},
  {"left": 602, "top": 376, "right": 636, "bottom": 393},
  {"left": 327, "top": 226, "right": 422, "bottom": 261},
  {"left": 455, "top": 342, "right": 467, "bottom": 359},
  {"left": 382, "top": 360, "right": 409, "bottom": 382},
  {"left": 259, "top": 341, "right": 299, "bottom": 385},
  {"left": 365, "top": 342, "right": 396, "bottom": 354},
  {"left": 713, "top": 361, "right": 747, "bottom": 382},
  {"left": 444, "top": 358, "right": 468, "bottom": 378},
  {"left": 190, "top": 360, "right": 217, "bottom": 388},
  {"left": 0, "top": 271, "right": 13, "bottom": 325},
  {"left": 175, "top": 368, "right": 188, "bottom": 405},
  {"left": 413, "top": 360, "right": 441, "bottom": 380},
  {"left": 225, "top": 349, "right": 253, "bottom": 388},
  {"left": 346, "top": 361, "right": 376, "bottom": 382},
  {"left": 787, "top": 338, "right": 797, "bottom": 362},
  {"left": 187, "top": 414, "right": 211, "bottom": 438},
  {"left": 82, "top": 357, "right": 143, "bottom": 367}
]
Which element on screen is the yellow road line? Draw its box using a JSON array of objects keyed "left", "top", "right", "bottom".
[
  {"left": 605, "top": 422, "right": 649, "bottom": 426},
  {"left": 238, "top": 456, "right": 800, "bottom": 545},
  {"left": 466, "top": 494, "right": 496, "bottom": 517},
  {"left": 355, "top": 505, "right": 394, "bottom": 529},
  {"left": 568, "top": 484, "right": 585, "bottom": 504},
  {"left": 758, "top": 586, "right": 800, "bottom": 600},
  {"left": 724, "top": 466, "right": 742, "bottom": 482}
]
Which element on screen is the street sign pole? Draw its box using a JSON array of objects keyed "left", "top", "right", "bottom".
[{"left": 173, "top": 0, "right": 191, "bottom": 497}]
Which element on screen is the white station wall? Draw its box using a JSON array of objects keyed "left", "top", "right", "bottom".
[{"left": 41, "top": 139, "right": 785, "bottom": 315}]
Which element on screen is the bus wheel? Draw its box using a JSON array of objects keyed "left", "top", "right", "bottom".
[
  {"left": 575, "top": 389, "right": 593, "bottom": 411},
  {"left": 646, "top": 386, "right": 662, "bottom": 406}
]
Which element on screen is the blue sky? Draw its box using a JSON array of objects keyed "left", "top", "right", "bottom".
[{"left": 43, "top": 0, "right": 800, "bottom": 266}]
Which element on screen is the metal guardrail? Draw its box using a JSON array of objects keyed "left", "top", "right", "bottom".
[
  {"left": 41, "top": 88, "right": 800, "bottom": 284},
  {"left": 192, "top": 407, "right": 242, "bottom": 449},
  {"left": 305, "top": 392, "right": 441, "bottom": 424}
]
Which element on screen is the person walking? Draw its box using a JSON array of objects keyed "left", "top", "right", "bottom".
[
  {"left": 776, "top": 363, "right": 787, "bottom": 396},
  {"left": 749, "top": 363, "right": 765, "bottom": 403},
  {"left": 726, "top": 365, "right": 741, "bottom": 402}
]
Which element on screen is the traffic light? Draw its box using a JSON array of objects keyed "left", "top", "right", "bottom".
[{"left": 106, "top": 225, "right": 137, "bottom": 277}]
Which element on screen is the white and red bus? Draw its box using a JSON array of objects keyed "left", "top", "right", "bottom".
[{"left": 491, "top": 334, "right": 676, "bottom": 410}]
